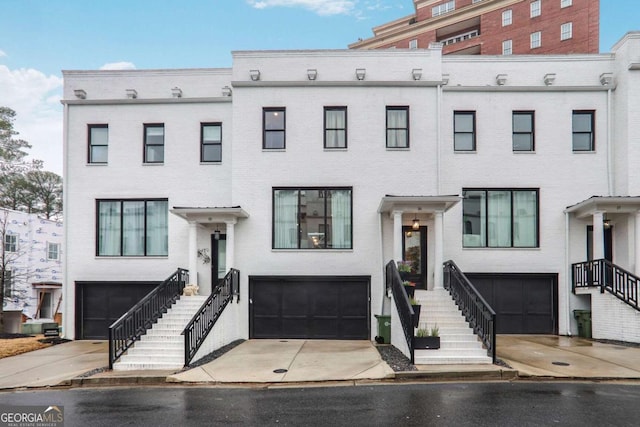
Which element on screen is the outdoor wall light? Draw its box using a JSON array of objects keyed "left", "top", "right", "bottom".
[
  {"left": 544, "top": 73, "right": 556, "bottom": 86},
  {"left": 412, "top": 68, "right": 422, "bottom": 81},
  {"left": 214, "top": 225, "right": 221, "bottom": 240},
  {"left": 356, "top": 68, "right": 366, "bottom": 80},
  {"left": 74, "top": 89, "right": 86, "bottom": 99},
  {"left": 600, "top": 72, "right": 613, "bottom": 86},
  {"left": 222, "top": 86, "right": 232, "bottom": 97},
  {"left": 307, "top": 69, "right": 318, "bottom": 80},
  {"left": 126, "top": 89, "right": 137, "bottom": 99},
  {"left": 249, "top": 69, "right": 261, "bottom": 81},
  {"left": 171, "top": 87, "right": 182, "bottom": 98},
  {"left": 603, "top": 217, "right": 612, "bottom": 229},
  {"left": 496, "top": 74, "right": 508, "bottom": 86},
  {"left": 412, "top": 217, "right": 420, "bottom": 230}
]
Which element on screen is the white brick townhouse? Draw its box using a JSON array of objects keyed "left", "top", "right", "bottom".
[{"left": 62, "top": 33, "right": 640, "bottom": 361}]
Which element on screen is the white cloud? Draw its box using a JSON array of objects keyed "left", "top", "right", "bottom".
[
  {"left": 0, "top": 50, "right": 6, "bottom": 58},
  {"left": 0, "top": 65, "right": 63, "bottom": 174},
  {"left": 246, "top": 0, "right": 356, "bottom": 16},
  {"left": 100, "top": 61, "right": 136, "bottom": 71}
]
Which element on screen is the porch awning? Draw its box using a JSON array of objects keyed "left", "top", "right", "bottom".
[
  {"left": 170, "top": 206, "right": 249, "bottom": 223},
  {"left": 564, "top": 196, "right": 640, "bottom": 219},
  {"left": 377, "top": 195, "right": 461, "bottom": 214},
  {"left": 32, "top": 282, "right": 62, "bottom": 289}
]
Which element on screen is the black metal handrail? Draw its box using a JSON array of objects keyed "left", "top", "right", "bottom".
[
  {"left": 108, "top": 268, "right": 189, "bottom": 369},
  {"left": 573, "top": 259, "right": 640, "bottom": 311},
  {"left": 385, "top": 260, "right": 416, "bottom": 364},
  {"left": 182, "top": 268, "right": 240, "bottom": 366},
  {"left": 443, "top": 260, "right": 496, "bottom": 363}
]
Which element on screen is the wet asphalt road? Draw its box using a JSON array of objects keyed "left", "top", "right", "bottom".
[{"left": 1, "top": 382, "right": 640, "bottom": 426}]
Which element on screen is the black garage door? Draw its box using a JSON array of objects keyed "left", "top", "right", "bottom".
[
  {"left": 466, "top": 273, "right": 558, "bottom": 334},
  {"left": 75, "top": 281, "right": 158, "bottom": 339},
  {"left": 250, "top": 276, "right": 370, "bottom": 339}
]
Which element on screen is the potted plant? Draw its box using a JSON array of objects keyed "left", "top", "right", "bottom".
[
  {"left": 397, "top": 260, "right": 412, "bottom": 280},
  {"left": 409, "top": 297, "right": 421, "bottom": 328},
  {"left": 413, "top": 324, "right": 440, "bottom": 350},
  {"left": 402, "top": 281, "right": 416, "bottom": 298}
]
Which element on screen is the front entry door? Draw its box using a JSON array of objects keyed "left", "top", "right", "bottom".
[
  {"left": 402, "top": 225, "right": 427, "bottom": 290},
  {"left": 587, "top": 225, "right": 613, "bottom": 262},
  {"left": 211, "top": 234, "right": 227, "bottom": 285}
]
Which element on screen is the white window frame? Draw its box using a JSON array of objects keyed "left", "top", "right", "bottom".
[
  {"left": 502, "top": 10, "right": 512, "bottom": 26},
  {"left": 530, "top": 0, "right": 541, "bottom": 18},
  {"left": 561, "top": 0, "right": 572, "bottom": 7},
  {"left": 561, "top": 22, "right": 573, "bottom": 41},
  {"left": 432, "top": 0, "right": 455, "bottom": 17},
  {"left": 47, "top": 242, "right": 60, "bottom": 260},
  {"left": 530, "top": 31, "right": 541, "bottom": 49},
  {"left": 409, "top": 39, "right": 418, "bottom": 49},
  {"left": 4, "top": 234, "right": 17, "bottom": 253},
  {"left": 502, "top": 40, "right": 513, "bottom": 55}
]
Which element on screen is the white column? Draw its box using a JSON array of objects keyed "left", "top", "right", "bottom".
[
  {"left": 434, "top": 210, "right": 444, "bottom": 290},
  {"left": 225, "top": 219, "right": 237, "bottom": 271},
  {"left": 392, "top": 210, "right": 403, "bottom": 263},
  {"left": 593, "top": 211, "right": 605, "bottom": 260},
  {"left": 188, "top": 221, "right": 198, "bottom": 285},
  {"left": 635, "top": 211, "right": 640, "bottom": 276}
]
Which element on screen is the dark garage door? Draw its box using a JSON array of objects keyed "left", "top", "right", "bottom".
[
  {"left": 250, "top": 276, "right": 370, "bottom": 339},
  {"left": 466, "top": 273, "right": 558, "bottom": 334},
  {"left": 75, "top": 281, "right": 158, "bottom": 339}
]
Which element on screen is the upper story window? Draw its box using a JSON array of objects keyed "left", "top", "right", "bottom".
[
  {"left": 97, "top": 199, "right": 168, "bottom": 256},
  {"left": 463, "top": 188, "right": 539, "bottom": 248},
  {"left": 201, "top": 123, "right": 222, "bottom": 162},
  {"left": 502, "top": 39, "right": 513, "bottom": 55},
  {"left": 324, "top": 107, "right": 347, "bottom": 149},
  {"left": 88, "top": 124, "right": 108, "bottom": 164},
  {"left": 530, "top": 0, "right": 541, "bottom": 17},
  {"left": 409, "top": 39, "right": 418, "bottom": 49},
  {"left": 4, "top": 234, "right": 17, "bottom": 252},
  {"left": 2, "top": 270, "right": 12, "bottom": 298},
  {"left": 502, "top": 10, "right": 512, "bottom": 26},
  {"left": 386, "top": 106, "right": 409, "bottom": 148},
  {"left": 530, "top": 31, "right": 541, "bottom": 49},
  {"left": 561, "top": 22, "right": 573, "bottom": 40},
  {"left": 561, "top": 0, "right": 572, "bottom": 7},
  {"left": 263, "top": 108, "right": 286, "bottom": 149},
  {"left": 513, "top": 111, "right": 535, "bottom": 152},
  {"left": 432, "top": 0, "right": 455, "bottom": 17},
  {"left": 454, "top": 111, "right": 476, "bottom": 152},
  {"left": 273, "top": 187, "right": 352, "bottom": 250},
  {"left": 47, "top": 242, "right": 60, "bottom": 260},
  {"left": 573, "top": 111, "right": 595, "bottom": 152},
  {"left": 144, "top": 124, "right": 164, "bottom": 163}
]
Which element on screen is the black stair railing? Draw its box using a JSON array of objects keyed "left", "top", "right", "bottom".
[
  {"left": 385, "top": 260, "right": 416, "bottom": 364},
  {"left": 443, "top": 260, "right": 496, "bottom": 363},
  {"left": 108, "top": 268, "right": 189, "bottom": 369},
  {"left": 182, "top": 268, "right": 240, "bottom": 366},
  {"left": 572, "top": 259, "right": 640, "bottom": 311}
]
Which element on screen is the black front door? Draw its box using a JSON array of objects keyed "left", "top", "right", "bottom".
[
  {"left": 402, "top": 226, "right": 427, "bottom": 289},
  {"left": 587, "top": 225, "right": 613, "bottom": 261},
  {"left": 211, "top": 234, "right": 227, "bottom": 284}
]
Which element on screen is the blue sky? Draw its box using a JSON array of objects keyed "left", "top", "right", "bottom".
[{"left": 0, "top": 0, "right": 637, "bottom": 174}]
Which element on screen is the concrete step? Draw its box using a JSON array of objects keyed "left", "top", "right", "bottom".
[
  {"left": 132, "top": 341, "right": 183, "bottom": 350},
  {"left": 414, "top": 354, "right": 493, "bottom": 365},
  {"left": 113, "top": 361, "right": 184, "bottom": 371}
]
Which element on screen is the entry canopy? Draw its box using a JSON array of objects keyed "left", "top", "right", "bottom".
[
  {"left": 564, "top": 196, "right": 640, "bottom": 219},
  {"left": 378, "top": 195, "right": 460, "bottom": 214},
  {"left": 170, "top": 206, "right": 249, "bottom": 223}
]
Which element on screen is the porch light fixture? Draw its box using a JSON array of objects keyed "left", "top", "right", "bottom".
[
  {"left": 222, "top": 86, "right": 232, "bottom": 97},
  {"left": 544, "top": 73, "right": 556, "bottom": 86},
  {"left": 171, "top": 87, "right": 182, "bottom": 98},
  {"left": 74, "top": 89, "right": 86, "bottom": 99},
  {"left": 356, "top": 68, "right": 366, "bottom": 81},
  {"left": 249, "top": 69, "right": 261, "bottom": 81},
  {"left": 126, "top": 89, "right": 137, "bottom": 99},
  {"left": 603, "top": 217, "right": 612, "bottom": 229},
  {"left": 496, "top": 74, "right": 507, "bottom": 86},
  {"left": 600, "top": 72, "right": 613, "bottom": 86},
  {"left": 412, "top": 217, "right": 420, "bottom": 230},
  {"left": 412, "top": 68, "right": 422, "bottom": 81},
  {"left": 307, "top": 69, "right": 318, "bottom": 80},
  {"left": 214, "top": 225, "right": 221, "bottom": 240}
]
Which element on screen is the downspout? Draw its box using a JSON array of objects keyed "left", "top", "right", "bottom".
[
  {"left": 564, "top": 211, "right": 572, "bottom": 336},
  {"left": 607, "top": 87, "right": 614, "bottom": 196},
  {"left": 62, "top": 102, "right": 70, "bottom": 339},
  {"left": 436, "top": 83, "right": 442, "bottom": 195},
  {"left": 379, "top": 211, "right": 388, "bottom": 315}
]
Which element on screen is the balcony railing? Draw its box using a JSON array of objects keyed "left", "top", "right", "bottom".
[{"left": 572, "top": 259, "right": 640, "bottom": 311}]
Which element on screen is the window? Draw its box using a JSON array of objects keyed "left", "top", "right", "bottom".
[
  {"left": 502, "top": 10, "right": 512, "bottom": 26},
  {"left": 573, "top": 111, "right": 595, "bottom": 151},
  {"left": 144, "top": 124, "right": 164, "bottom": 163},
  {"left": 273, "top": 187, "right": 352, "bottom": 249},
  {"left": 502, "top": 39, "right": 513, "bottom": 55},
  {"left": 561, "top": 22, "right": 573, "bottom": 40},
  {"left": 513, "top": 112, "right": 535, "bottom": 151},
  {"left": 2, "top": 270, "right": 12, "bottom": 298},
  {"left": 88, "top": 124, "right": 108, "bottom": 164},
  {"left": 530, "top": 31, "right": 541, "bottom": 49},
  {"left": 96, "top": 199, "right": 168, "bottom": 256},
  {"left": 47, "top": 242, "right": 60, "bottom": 260},
  {"left": 324, "top": 107, "right": 347, "bottom": 149},
  {"left": 409, "top": 39, "right": 418, "bottom": 49},
  {"left": 561, "top": 0, "right": 572, "bottom": 7},
  {"left": 454, "top": 111, "right": 476, "bottom": 151},
  {"left": 463, "top": 189, "right": 539, "bottom": 248},
  {"left": 432, "top": 0, "right": 455, "bottom": 17},
  {"left": 386, "top": 107, "right": 409, "bottom": 148},
  {"left": 530, "top": 0, "right": 541, "bottom": 17},
  {"left": 201, "top": 123, "right": 222, "bottom": 162},
  {"left": 263, "top": 108, "right": 286, "bottom": 149},
  {"left": 4, "top": 234, "right": 17, "bottom": 252}
]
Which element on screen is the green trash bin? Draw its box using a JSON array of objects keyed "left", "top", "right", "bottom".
[
  {"left": 375, "top": 315, "right": 391, "bottom": 344},
  {"left": 573, "top": 309, "right": 592, "bottom": 339}
]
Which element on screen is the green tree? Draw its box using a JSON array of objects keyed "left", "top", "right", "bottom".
[{"left": 24, "top": 170, "right": 62, "bottom": 219}]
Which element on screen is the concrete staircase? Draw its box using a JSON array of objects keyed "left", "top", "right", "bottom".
[
  {"left": 413, "top": 289, "right": 493, "bottom": 365},
  {"left": 113, "top": 295, "right": 208, "bottom": 371}
]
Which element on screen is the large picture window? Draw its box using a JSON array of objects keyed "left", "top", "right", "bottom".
[
  {"left": 386, "top": 106, "right": 409, "bottom": 148},
  {"left": 144, "top": 124, "right": 165, "bottom": 163},
  {"left": 463, "top": 189, "right": 538, "bottom": 248},
  {"left": 273, "top": 187, "right": 352, "bottom": 249},
  {"left": 88, "top": 124, "right": 108, "bottom": 164},
  {"left": 324, "top": 107, "right": 347, "bottom": 149},
  {"left": 97, "top": 199, "right": 168, "bottom": 256},
  {"left": 263, "top": 108, "right": 286, "bottom": 149}
]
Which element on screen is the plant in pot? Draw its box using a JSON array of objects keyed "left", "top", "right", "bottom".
[
  {"left": 397, "top": 260, "right": 412, "bottom": 280},
  {"left": 409, "top": 297, "right": 421, "bottom": 328},
  {"left": 413, "top": 324, "right": 440, "bottom": 350},
  {"left": 402, "top": 281, "right": 416, "bottom": 299}
]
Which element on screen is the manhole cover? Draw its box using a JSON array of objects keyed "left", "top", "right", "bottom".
[
  {"left": 280, "top": 340, "right": 288, "bottom": 343},
  {"left": 93, "top": 342, "right": 102, "bottom": 345},
  {"left": 273, "top": 368, "right": 288, "bottom": 373},
  {"left": 552, "top": 361, "right": 570, "bottom": 366}
]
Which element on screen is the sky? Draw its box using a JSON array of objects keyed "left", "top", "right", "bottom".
[{"left": 0, "top": 0, "right": 637, "bottom": 175}]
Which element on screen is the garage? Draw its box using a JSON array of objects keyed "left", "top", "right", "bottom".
[
  {"left": 249, "top": 276, "right": 370, "bottom": 339},
  {"left": 75, "top": 281, "right": 158, "bottom": 339},
  {"left": 466, "top": 273, "right": 558, "bottom": 334}
]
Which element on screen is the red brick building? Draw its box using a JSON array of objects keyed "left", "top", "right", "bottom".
[{"left": 349, "top": 0, "right": 599, "bottom": 55}]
